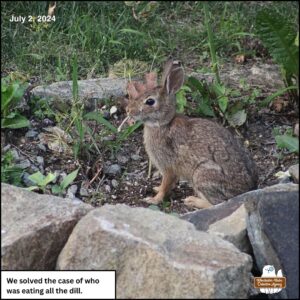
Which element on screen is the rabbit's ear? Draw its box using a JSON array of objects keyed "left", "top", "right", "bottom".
[
  {"left": 127, "top": 82, "right": 139, "bottom": 99},
  {"left": 162, "top": 60, "right": 184, "bottom": 95},
  {"left": 145, "top": 72, "right": 157, "bottom": 89}
]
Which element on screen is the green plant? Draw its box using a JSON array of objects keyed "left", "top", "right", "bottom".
[
  {"left": 176, "top": 85, "right": 191, "bottom": 113},
  {"left": 1, "top": 76, "right": 30, "bottom": 129},
  {"left": 51, "top": 168, "right": 80, "bottom": 196},
  {"left": 26, "top": 171, "right": 57, "bottom": 192},
  {"left": 186, "top": 76, "right": 248, "bottom": 127},
  {"left": 273, "top": 127, "right": 299, "bottom": 154},
  {"left": 256, "top": 8, "right": 299, "bottom": 104},
  {"left": 1, "top": 150, "right": 24, "bottom": 186},
  {"left": 203, "top": 2, "right": 221, "bottom": 84}
]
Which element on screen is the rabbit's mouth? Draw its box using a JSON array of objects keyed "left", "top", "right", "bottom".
[{"left": 117, "top": 116, "right": 136, "bottom": 132}]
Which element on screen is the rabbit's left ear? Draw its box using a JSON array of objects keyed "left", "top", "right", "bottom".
[{"left": 162, "top": 60, "right": 184, "bottom": 95}]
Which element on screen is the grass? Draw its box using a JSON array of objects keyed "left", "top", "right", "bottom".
[{"left": 2, "top": 1, "right": 298, "bottom": 83}]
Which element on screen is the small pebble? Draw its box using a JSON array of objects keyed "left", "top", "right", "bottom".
[
  {"left": 79, "top": 187, "right": 89, "bottom": 197},
  {"left": 104, "top": 164, "right": 122, "bottom": 176},
  {"left": 116, "top": 154, "right": 129, "bottom": 164},
  {"left": 110, "top": 105, "right": 118, "bottom": 116},
  {"left": 10, "top": 149, "right": 20, "bottom": 161},
  {"left": 104, "top": 184, "right": 111, "bottom": 193},
  {"left": 111, "top": 179, "right": 119, "bottom": 188},
  {"left": 3, "top": 144, "right": 11, "bottom": 152},
  {"left": 37, "top": 143, "right": 47, "bottom": 152},
  {"left": 103, "top": 111, "right": 110, "bottom": 120},
  {"left": 25, "top": 130, "right": 38, "bottom": 138},
  {"left": 131, "top": 154, "right": 141, "bottom": 161},
  {"left": 15, "top": 159, "right": 31, "bottom": 169},
  {"left": 36, "top": 156, "right": 44, "bottom": 166}
]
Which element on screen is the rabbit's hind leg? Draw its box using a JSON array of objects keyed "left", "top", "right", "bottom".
[{"left": 184, "top": 194, "right": 213, "bottom": 209}]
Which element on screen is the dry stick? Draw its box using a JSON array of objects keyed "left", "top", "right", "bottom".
[
  {"left": 118, "top": 116, "right": 130, "bottom": 132},
  {"left": 87, "top": 166, "right": 102, "bottom": 188}
]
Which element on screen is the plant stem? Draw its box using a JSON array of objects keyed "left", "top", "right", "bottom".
[{"left": 203, "top": 2, "right": 221, "bottom": 84}]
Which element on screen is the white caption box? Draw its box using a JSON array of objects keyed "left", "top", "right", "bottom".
[{"left": 1, "top": 271, "right": 116, "bottom": 299}]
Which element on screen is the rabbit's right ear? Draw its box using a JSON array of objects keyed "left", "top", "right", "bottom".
[{"left": 162, "top": 60, "right": 184, "bottom": 95}]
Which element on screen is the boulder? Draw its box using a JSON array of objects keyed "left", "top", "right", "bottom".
[
  {"left": 1, "top": 183, "right": 93, "bottom": 270},
  {"left": 245, "top": 186, "right": 299, "bottom": 299},
  {"left": 57, "top": 204, "right": 252, "bottom": 299},
  {"left": 182, "top": 183, "right": 299, "bottom": 255}
]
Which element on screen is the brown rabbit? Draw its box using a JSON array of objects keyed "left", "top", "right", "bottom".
[{"left": 126, "top": 60, "right": 257, "bottom": 208}]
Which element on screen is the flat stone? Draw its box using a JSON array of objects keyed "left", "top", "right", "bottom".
[
  {"left": 57, "top": 204, "right": 252, "bottom": 299},
  {"left": 1, "top": 183, "right": 93, "bottom": 270},
  {"left": 31, "top": 78, "right": 128, "bottom": 109}
]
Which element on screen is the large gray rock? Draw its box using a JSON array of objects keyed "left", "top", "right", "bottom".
[
  {"left": 57, "top": 204, "right": 252, "bottom": 299},
  {"left": 182, "top": 184, "right": 298, "bottom": 255},
  {"left": 191, "top": 63, "right": 283, "bottom": 90},
  {"left": 1, "top": 183, "right": 93, "bottom": 270},
  {"left": 245, "top": 187, "right": 299, "bottom": 299},
  {"left": 31, "top": 77, "right": 128, "bottom": 111}
]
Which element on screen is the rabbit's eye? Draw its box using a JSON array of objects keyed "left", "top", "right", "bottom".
[{"left": 145, "top": 98, "right": 156, "bottom": 106}]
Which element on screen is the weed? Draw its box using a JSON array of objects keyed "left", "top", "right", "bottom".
[
  {"left": 1, "top": 76, "right": 30, "bottom": 129},
  {"left": 1, "top": 150, "right": 24, "bottom": 186}
]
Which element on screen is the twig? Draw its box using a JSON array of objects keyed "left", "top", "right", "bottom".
[{"left": 87, "top": 166, "right": 102, "bottom": 187}]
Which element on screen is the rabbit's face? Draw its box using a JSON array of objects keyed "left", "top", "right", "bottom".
[
  {"left": 126, "top": 87, "right": 176, "bottom": 127},
  {"left": 126, "top": 60, "right": 184, "bottom": 127}
]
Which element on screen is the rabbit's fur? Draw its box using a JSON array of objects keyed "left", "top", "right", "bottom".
[{"left": 126, "top": 60, "right": 257, "bottom": 208}]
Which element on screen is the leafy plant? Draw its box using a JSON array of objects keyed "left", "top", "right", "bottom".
[
  {"left": 52, "top": 168, "right": 79, "bottom": 196},
  {"left": 275, "top": 135, "right": 299, "bottom": 153},
  {"left": 176, "top": 85, "right": 191, "bottom": 113},
  {"left": 256, "top": 8, "right": 299, "bottom": 103},
  {"left": 26, "top": 171, "right": 57, "bottom": 192},
  {"left": 1, "top": 150, "right": 24, "bottom": 186},
  {"left": 1, "top": 76, "right": 30, "bottom": 129}
]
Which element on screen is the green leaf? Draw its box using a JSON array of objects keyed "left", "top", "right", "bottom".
[
  {"left": 211, "top": 83, "right": 226, "bottom": 97},
  {"left": 40, "top": 172, "right": 56, "bottom": 186},
  {"left": 72, "top": 55, "right": 78, "bottom": 101},
  {"left": 275, "top": 135, "right": 299, "bottom": 153},
  {"left": 259, "top": 86, "right": 298, "bottom": 107},
  {"left": 60, "top": 168, "right": 79, "bottom": 190},
  {"left": 28, "top": 171, "right": 44, "bottom": 185},
  {"left": 256, "top": 9, "right": 299, "bottom": 76},
  {"left": 25, "top": 186, "right": 40, "bottom": 191},
  {"left": 120, "top": 28, "right": 144, "bottom": 36},
  {"left": 218, "top": 96, "right": 228, "bottom": 113},
  {"left": 84, "top": 111, "right": 118, "bottom": 133},
  {"left": 187, "top": 76, "right": 208, "bottom": 96},
  {"left": 1, "top": 113, "right": 30, "bottom": 129},
  {"left": 51, "top": 184, "right": 62, "bottom": 194},
  {"left": 226, "top": 109, "right": 247, "bottom": 127}
]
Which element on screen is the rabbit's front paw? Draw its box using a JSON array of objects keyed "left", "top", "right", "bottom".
[{"left": 143, "top": 195, "right": 163, "bottom": 205}]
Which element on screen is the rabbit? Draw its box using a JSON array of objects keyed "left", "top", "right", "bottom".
[{"left": 125, "top": 59, "right": 258, "bottom": 208}]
